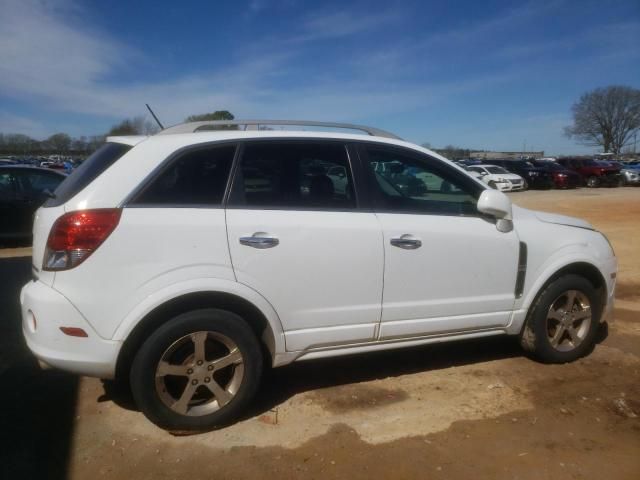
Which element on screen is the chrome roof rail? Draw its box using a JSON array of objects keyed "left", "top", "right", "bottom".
[{"left": 156, "top": 119, "right": 402, "bottom": 140}]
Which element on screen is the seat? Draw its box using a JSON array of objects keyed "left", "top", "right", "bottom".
[{"left": 309, "top": 174, "right": 334, "bottom": 204}]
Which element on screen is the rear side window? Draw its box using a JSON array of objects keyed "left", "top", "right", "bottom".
[
  {"left": 130, "top": 144, "right": 235, "bottom": 206},
  {"left": 44, "top": 142, "right": 131, "bottom": 207},
  {"left": 229, "top": 142, "right": 356, "bottom": 210}
]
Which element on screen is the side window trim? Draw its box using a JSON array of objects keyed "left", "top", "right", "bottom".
[
  {"left": 356, "top": 142, "right": 484, "bottom": 217},
  {"left": 123, "top": 141, "right": 238, "bottom": 208},
  {"left": 226, "top": 138, "right": 362, "bottom": 212}
]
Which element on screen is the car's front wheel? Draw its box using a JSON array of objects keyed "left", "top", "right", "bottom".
[
  {"left": 520, "top": 275, "right": 601, "bottom": 363},
  {"left": 130, "top": 308, "right": 263, "bottom": 432}
]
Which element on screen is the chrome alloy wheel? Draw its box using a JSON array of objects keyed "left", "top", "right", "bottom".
[
  {"left": 546, "top": 290, "right": 592, "bottom": 352},
  {"left": 154, "top": 331, "right": 244, "bottom": 416}
]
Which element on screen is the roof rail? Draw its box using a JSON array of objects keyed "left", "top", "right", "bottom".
[{"left": 156, "top": 119, "right": 402, "bottom": 140}]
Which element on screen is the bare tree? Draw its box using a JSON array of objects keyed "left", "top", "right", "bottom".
[{"left": 565, "top": 86, "right": 640, "bottom": 154}]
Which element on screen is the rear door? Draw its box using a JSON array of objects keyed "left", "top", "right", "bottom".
[
  {"left": 225, "top": 140, "right": 384, "bottom": 352},
  {"left": 359, "top": 144, "right": 520, "bottom": 340}
]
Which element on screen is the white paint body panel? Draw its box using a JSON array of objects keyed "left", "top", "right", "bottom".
[
  {"left": 21, "top": 129, "right": 617, "bottom": 379},
  {"left": 226, "top": 209, "right": 384, "bottom": 351},
  {"left": 376, "top": 213, "right": 519, "bottom": 339},
  {"left": 53, "top": 208, "right": 234, "bottom": 339}
]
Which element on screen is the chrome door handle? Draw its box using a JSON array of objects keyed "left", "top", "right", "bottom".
[
  {"left": 239, "top": 233, "right": 279, "bottom": 249},
  {"left": 390, "top": 235, "right": 422, "bottom": 249}
]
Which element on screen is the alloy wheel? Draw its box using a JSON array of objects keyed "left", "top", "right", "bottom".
[
  {"left": 545, "top": 290, "right": 592, "bottom": 352},
  {"left": 154, "top": 331, "right": 244, "bottom": 416}
]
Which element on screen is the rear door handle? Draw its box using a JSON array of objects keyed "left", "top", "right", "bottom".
[
  {"left": 239, "top": 233, "right": 279, "bottom": 249},
  {"left": 390, "top": 234, "right": 422, "bottom": 250}
]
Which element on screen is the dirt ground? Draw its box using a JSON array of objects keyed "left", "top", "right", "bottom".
[{"left": 1, "top": 188, "right": 639, "bottom": 480}]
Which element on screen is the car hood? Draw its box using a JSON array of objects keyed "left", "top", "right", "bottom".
[
  {"left": 513, "top": 206, "right": 594, "bottom": 230},
  {"left": 486, "top": 173, "right": 522, "bottom": 180}
]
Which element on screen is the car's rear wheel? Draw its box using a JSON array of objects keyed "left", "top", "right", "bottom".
[
  {"left": 586, "top": 176, "right": 599, "bottom": 188},
  {"left": 130, "top": 308, "right": 263, "bottom": 432},
  {"left": 520, "top": 275, "right": 601, "bottom": 363}
]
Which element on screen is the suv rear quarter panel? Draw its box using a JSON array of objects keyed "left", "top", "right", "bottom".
[{"left": 52, "top": 208, "right": 235, "bottom": 339}]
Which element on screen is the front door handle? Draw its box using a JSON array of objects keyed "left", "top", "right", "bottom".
[
  {"left": 239, "top": 233, "right": 279, "bottom": 249},
  {"left": 390, "top": 234, "right": 422, "bottom": 250}
]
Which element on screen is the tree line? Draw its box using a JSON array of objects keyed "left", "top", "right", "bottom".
[
  {"left": 2, "top": 86, "right": 638, "bottom": 157},
  {"left": 0, "top": 110, "right": 236, "bottom": 156}
]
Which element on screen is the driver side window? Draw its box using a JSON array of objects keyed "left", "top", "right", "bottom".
[{"left": 364, "top": 146, "right": 480, "bottom": 216}]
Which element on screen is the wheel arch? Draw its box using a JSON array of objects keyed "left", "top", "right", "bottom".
[
  {"left": 115, "top": 290, "right": 281, "bottom": 381},
  {"left": 521, "top": 261, "right": 607, "bottom": 329}
]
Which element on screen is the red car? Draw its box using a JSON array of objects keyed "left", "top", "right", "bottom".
[
  {"left": 530, "top": 160, "right": 581, "bottom": 188},
  {"left": 556, "top": 157, "right": 622, "bottom": 187}
]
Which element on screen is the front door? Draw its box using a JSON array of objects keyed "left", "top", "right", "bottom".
[
  {"left": 225, "top": 140, "right": 384, "bottom": 352},
  {"left": 359, "top": 144, "right": 520, "bottom": 340}
]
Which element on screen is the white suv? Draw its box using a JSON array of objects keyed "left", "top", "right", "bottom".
[{"left": 21, "top": 120, "right": 617, "bottom": 432}]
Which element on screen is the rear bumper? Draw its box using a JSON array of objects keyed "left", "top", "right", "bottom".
[{"left": 20, "top": 280, "right": 120, "bottom": 379}]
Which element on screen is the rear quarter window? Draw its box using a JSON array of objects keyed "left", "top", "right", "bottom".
[{"left": 44, "top": 142, "right": 131, "bottom": 207}]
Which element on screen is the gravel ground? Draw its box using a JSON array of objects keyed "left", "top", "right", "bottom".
[{"left": 1, "top": 187, "right": 638, "bottom": 480}]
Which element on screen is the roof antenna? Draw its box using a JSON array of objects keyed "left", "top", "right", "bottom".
[{"left": 146, "top": 103, "right": 164, "bottom": 130}]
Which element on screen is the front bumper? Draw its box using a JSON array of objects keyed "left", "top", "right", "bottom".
[
  {"left": 622, "top": 171, "right": 640, "bottom": 185},
  {"left": 493, "top": 182, "right": 512, "bottom": 192},
  {"left": 20, "top": 280, "right": 120, "bottom": 378},
  {"left": 602, "top": 256, "right": 617, "bottom": 323}
]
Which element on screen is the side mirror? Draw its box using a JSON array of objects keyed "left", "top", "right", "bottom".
[{"left": 477, "top": 189, "right": 513, "bottom": 232}]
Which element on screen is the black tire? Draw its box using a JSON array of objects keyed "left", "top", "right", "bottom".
[
  {"left": 519, "top": 274, "right": 601, "bottom": 363},
  {"left": 586, "top": 176, "right": 599, "bottom": 188},
  {"left": 130, "top": 308, "right": 263, "bottom": 433}
]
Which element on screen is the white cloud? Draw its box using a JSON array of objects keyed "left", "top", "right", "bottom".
[{"left": 0, "top": 0, "right": 514, "bottom": 135}]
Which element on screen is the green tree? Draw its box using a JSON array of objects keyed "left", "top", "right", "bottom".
[
  {"left": 565, "top": 86, "right": 640, "bottom": 154},
  {"left": 184, "top": 110, "right": 237, "bottom": 130},
  {"left": 185, "top": 110, "right": 235, "bottom": 122}
]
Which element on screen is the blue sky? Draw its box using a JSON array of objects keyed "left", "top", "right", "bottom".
[{"left": 0, "top": 0, "right": 638, "bottom": 154}]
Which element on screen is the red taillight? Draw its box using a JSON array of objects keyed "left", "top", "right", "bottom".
[{"left": 43, "top": 209, "right": 121, "bottom": 271}]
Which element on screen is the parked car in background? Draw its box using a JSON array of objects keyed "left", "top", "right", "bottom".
[
  {"left": 603, "top": 161, "right": 640, "bottom": 186},
  {"left": 20, "top": 120, "right": 616, "bottom": 433},
  {"left": 0, "top": 165, "right": 66, "bottom": 239},
  {"left": 619, "top": 167, "right": 640, "bottom": 186},
  {"left": 482, "top": 159, "right": 554, "bottom": 189},
  {"left": 556, "top": 158, "right": 622, "bottom": 188},
  {"left": 530, "top": 160, "right": 582, "bottom": 189},
  {"left": 466, "top": 164, "right": 526, "bottom": 191},
  {"left": 457, "top": 164, "right": 484, "bottom": 181}
]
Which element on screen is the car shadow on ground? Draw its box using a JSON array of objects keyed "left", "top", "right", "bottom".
[
  {"left": 0, "top": 257, "right": 79, "bottom": 479},
  {"left": 102, "top": 329, "right": 524, "bottom": 427}
]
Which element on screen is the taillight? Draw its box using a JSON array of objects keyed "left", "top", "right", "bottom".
[{"left": 43, "top": 209, "right": 121, "bottom": 271}]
